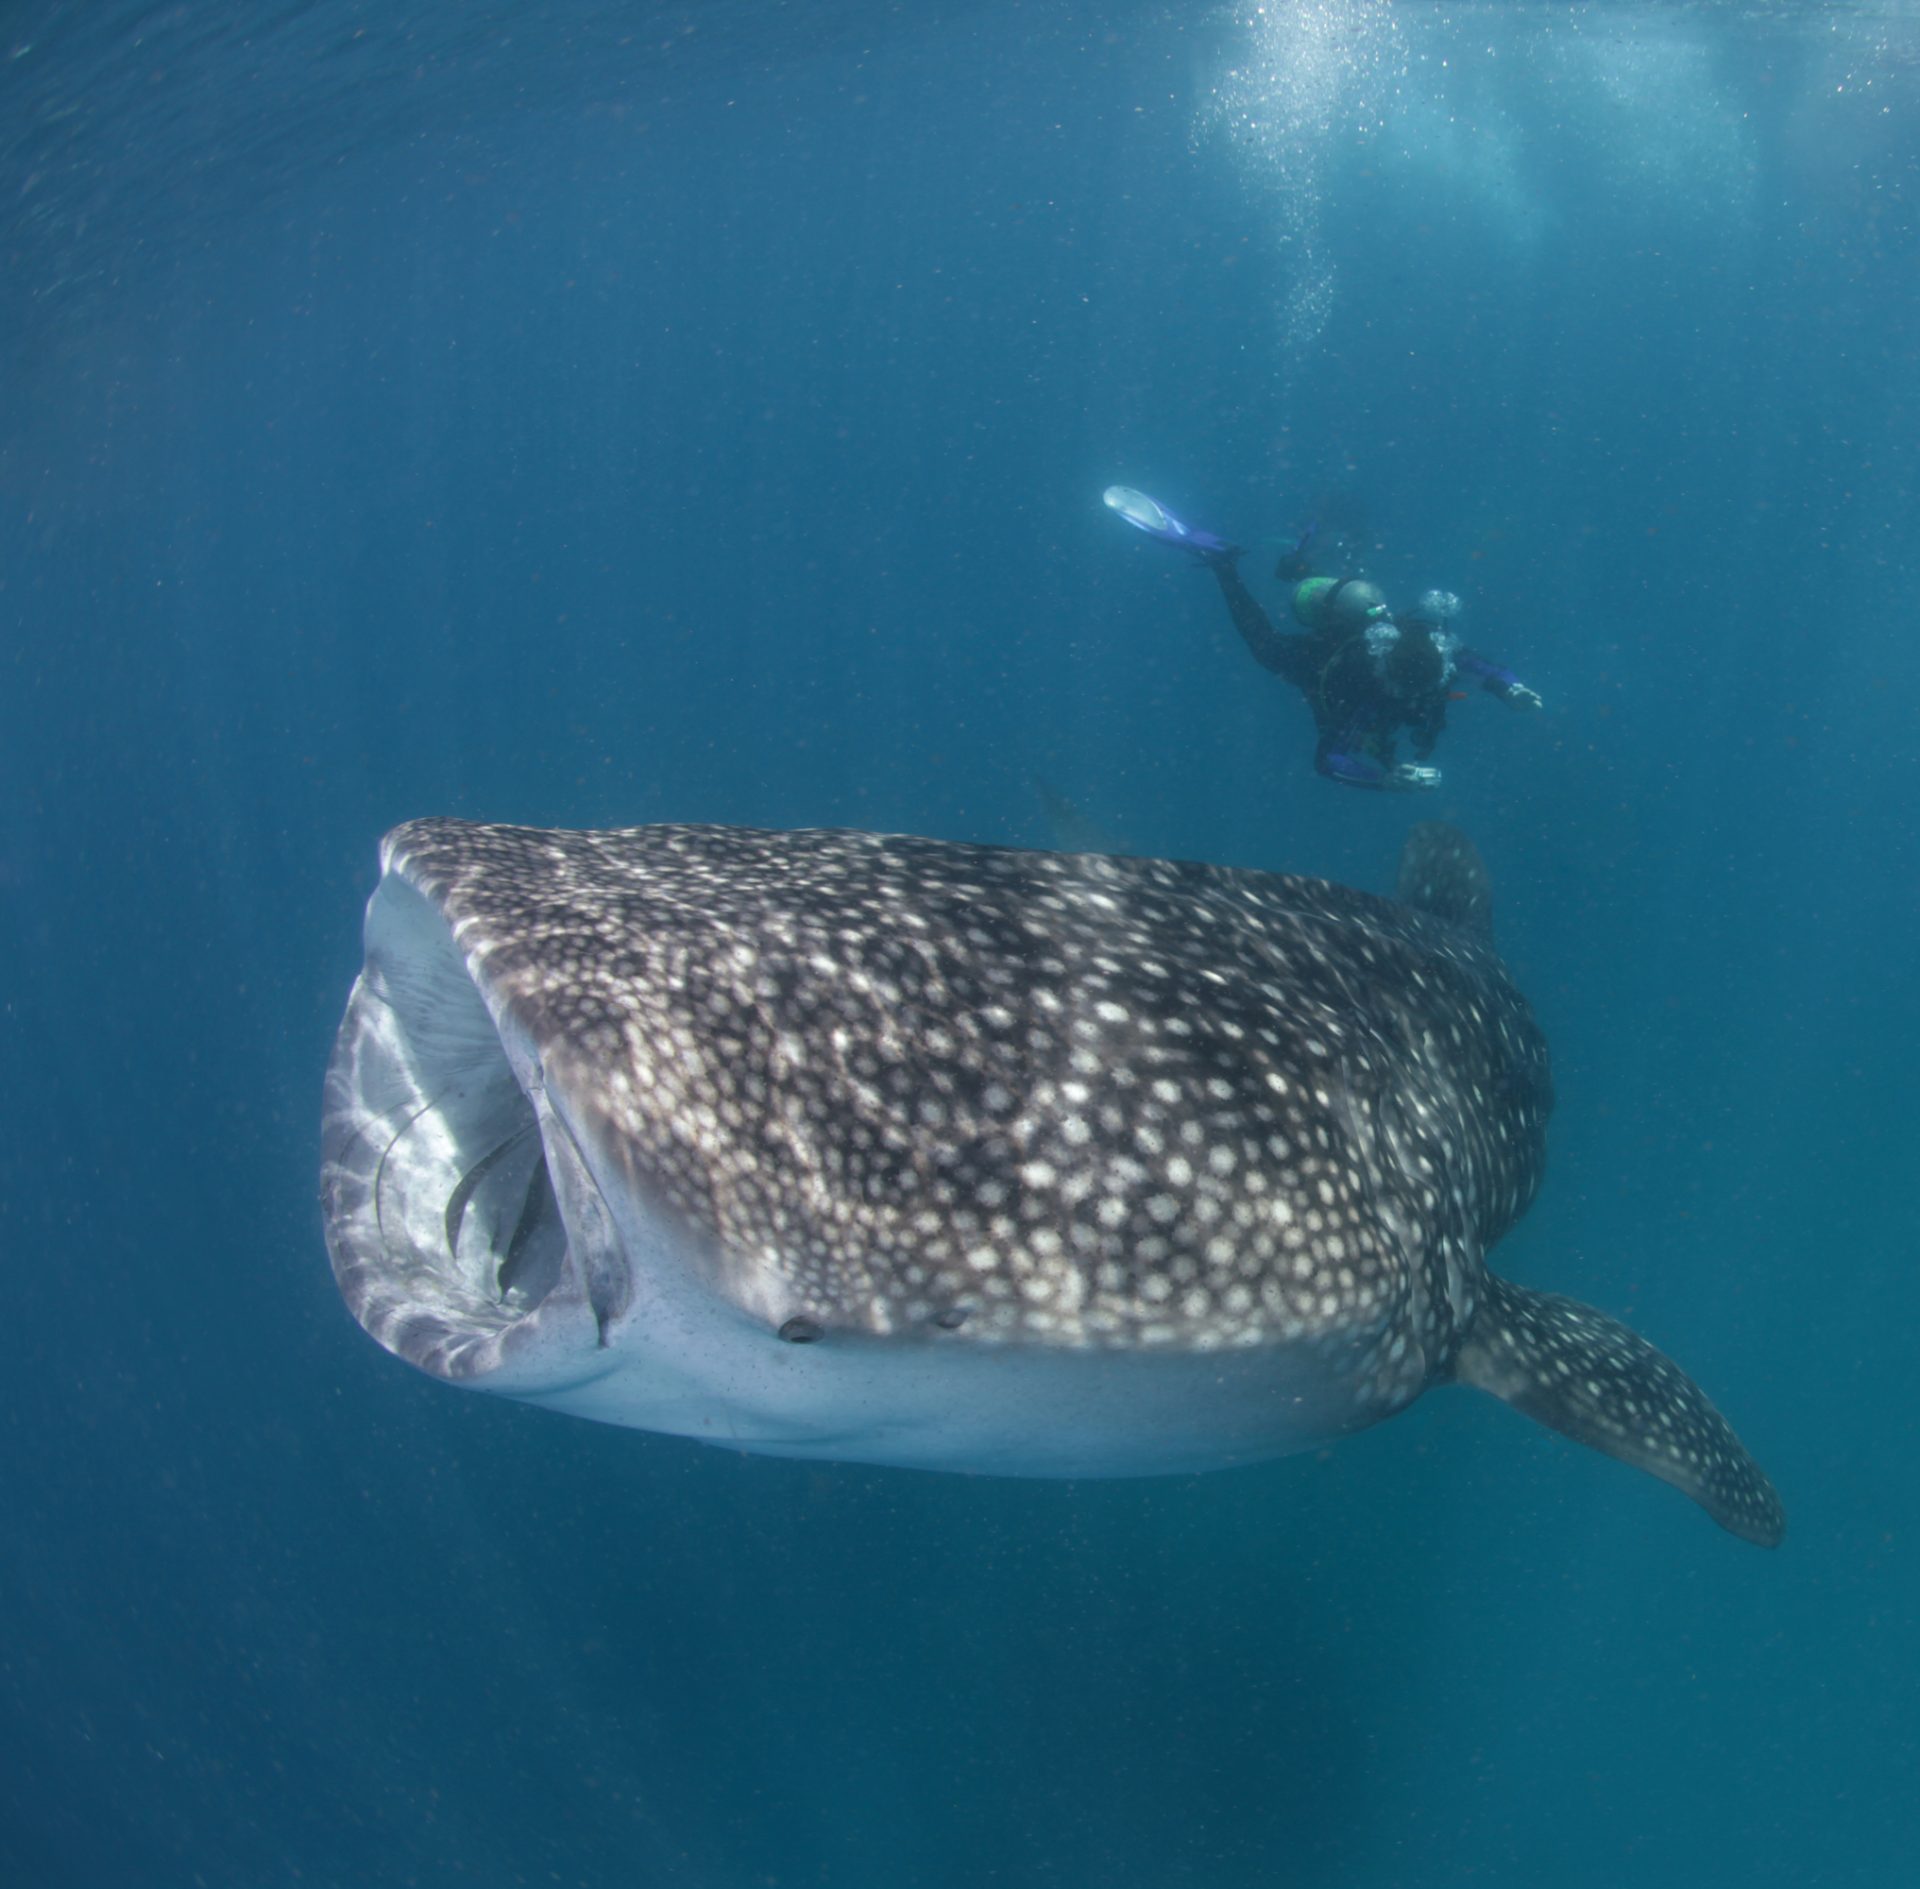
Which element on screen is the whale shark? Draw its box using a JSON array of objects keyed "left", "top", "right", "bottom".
[{"left": 320, "top": 819, "right": 1783, "bottom": 1545}]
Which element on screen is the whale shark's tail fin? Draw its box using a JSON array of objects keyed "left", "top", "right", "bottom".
[{"left": 1454, "top": 1272, "right": 1785, "bottom": 1547}]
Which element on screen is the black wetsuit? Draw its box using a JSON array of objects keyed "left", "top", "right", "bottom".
[{"left": 1212, "top": 560, "right": 1521, "bottom": 789}]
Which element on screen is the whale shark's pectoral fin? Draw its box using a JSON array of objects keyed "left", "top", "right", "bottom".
[{"left": 1454, "top": 1272, "right": 1784, "bottom": 1547}]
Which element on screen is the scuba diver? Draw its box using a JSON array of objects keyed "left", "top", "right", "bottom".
[{"left": 1104, "top": 486, "right": 1542, "bottom": 791}]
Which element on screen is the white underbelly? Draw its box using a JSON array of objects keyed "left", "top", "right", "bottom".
[{"left": 510, "top": 1293, "right": 1391, "bottom": 1477}]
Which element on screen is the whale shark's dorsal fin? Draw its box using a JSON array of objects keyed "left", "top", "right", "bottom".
[
  {"left": 1030, "top": 776, "right": 1125, "bottom": 858},
  {"left": 1396, "top": 822, "right": 1493, "bottom": 939},
  {"left": 1453, "top": 1273, "right": 1785, "bottom": 1546}
]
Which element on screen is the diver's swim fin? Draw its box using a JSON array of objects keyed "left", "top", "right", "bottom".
[{"left": 1103, "top": 486, "right": 1236, "bottom": 559}]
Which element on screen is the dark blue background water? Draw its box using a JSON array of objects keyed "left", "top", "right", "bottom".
[{"left": 3, "top": 3, "right": 1915, "bottom": 1882}]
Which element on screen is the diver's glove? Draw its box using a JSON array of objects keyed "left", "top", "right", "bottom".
[
  {"left": 1387, "top": 764, "right": 1443, "bottom": 791},
  {"left": 1503, "top": 682, "right": 1544, "bottom": 711}
]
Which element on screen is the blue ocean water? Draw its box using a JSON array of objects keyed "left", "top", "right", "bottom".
[{"left": 1, "top": 1, "right": 1915, "bottom": 1882}]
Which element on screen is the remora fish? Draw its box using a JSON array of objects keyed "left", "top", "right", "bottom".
[{"left": 320, "top": 819, "right": 1782, "bottom": 1545}]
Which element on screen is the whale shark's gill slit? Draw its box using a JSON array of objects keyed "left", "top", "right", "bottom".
[
  {"left": 443, "top": 1122, "right": 540, "bottom": 1258},
  {"left": 497, "top": 1149, "right": 561, "bottom": 1306},
  {"left": 372, "top": 1091, "right": 448, "bottom": 1250},
  {"left": 364, "top": 1042, "right": 560, "bottom": 1317}
]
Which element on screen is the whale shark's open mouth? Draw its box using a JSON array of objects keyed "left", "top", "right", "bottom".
[{"left": 320, "top": 870, "right": 625, "bottom": 1394}]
